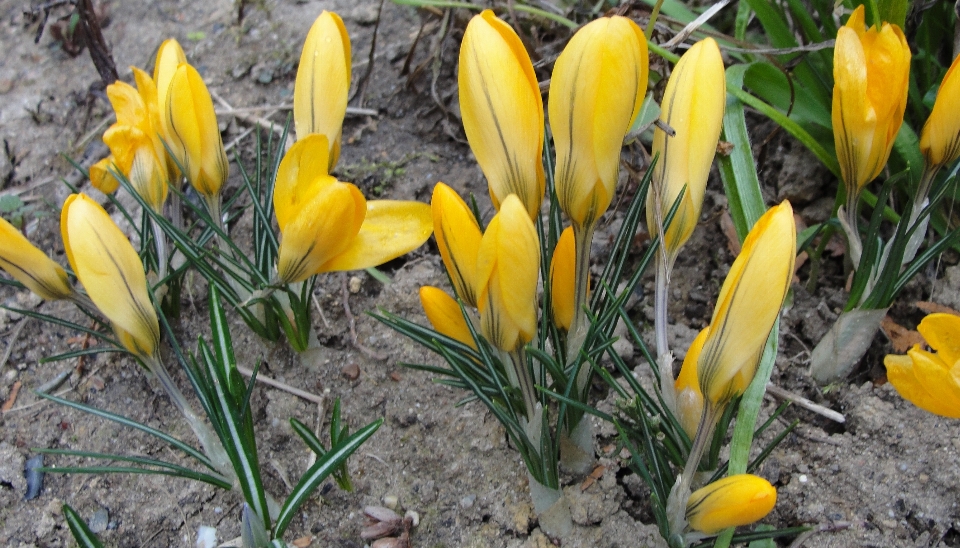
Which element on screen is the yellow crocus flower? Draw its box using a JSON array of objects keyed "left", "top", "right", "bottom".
[
  {"left": 61, "top": 193, "right": 160, "bottom": 358},
  {"left": 459, "top": 10, "right": 544, "bottom": 219},
  {"left": 153, "top": 39, "right": 187, "bottom": 180},
  {"left": 832, "top": 5, "right": 910, "bottom": 194},
  {"left": 89, "top": 157, "right": 120, "bottom": 194},
  {"left": 550, "top": 226, "right": 576, "bottom": 331},
  {"left": 674, "top": 326, "right": 709, "bottom": 439},
  {"left": 884, "top": 313, "right": 960, "bottom": 418},
  {"left": 647, "top": 37, "right": 724, "bottom": 258},
  {"left": 102, "top": 125, "right": 168, "bottom": 213},
  {"left": 294, "top": 10, "right": 350, "bottom": 170},
  {"left": 686, "top": 474, "right": 777, "bottom": 534},
  {"left": 920, "top": 54, "right": 960, "bottom": 169},
  {"left": 550, "top": 15, "right": 647, "bottom": 229},
  {"left": 698, "top": 202, "right": 795, "bottom": 406},
  {"left": 475, "top": 194, "right": 539, "bottom": 351},
  {"left": 419, "top": 286, "right": 477, "bottom": 350},
  {"left": 431, "top": 182, "right": 482, "bottom": 307},
  {"left": 166, "top": 63, "right": 229, "bottom": 198},
  {"left": 274, "top": 135, "right": 432, "bottom": 283},
  {"left": 0, "top": 216, "right": 72, "bottom": 301}
]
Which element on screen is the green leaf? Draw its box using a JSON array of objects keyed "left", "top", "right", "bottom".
[
  {"left": 63, "top": 504, "right": 105, "bottom": 548},
  {"left": 877, "top": 0, "right": 907, "bottom": 27},
  {"left": 720, "top": 65, "right": 766, "bottom": 240},
  {"left": 0, "top": 194, "right": 24, "bottom": 214}
]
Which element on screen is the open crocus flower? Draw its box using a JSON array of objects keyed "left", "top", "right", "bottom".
[
  {"left": 884, "top": 313, "right": 960, "bottom": 418},
  {"left": 432, "top": 182, "right": 482, "bottom": 307},
  {"left": 0, "top": 216, "right": 73, "bottom": 301},
  {"left": 62, "top": 193, "right": 160, "bottom": 358},
  {"left": 274, "top": 134, "right": 432, "bottom": 284},
  {"left": 674, "top": 326, "right": 709, "bottom": 439},
  {"left": 647, "top": 37, "right": 724, "bottom": 258},
  {"left": 832, "top": 5, "right": 910, "bottom": 195},
  {"left": 459, "top": 10, "right": 544, "bottom": 219},
  {"left": 294, "top": 10, "right": 350, "bottom": 169},
  {"left": 166, "top": 63, "right": 229, "bottom": 198},
  {"left": 550, "top": 15, "right": 647, "bottom": 229},
  {"left": 475, "top": 194, "right": 539, "bottom": 351},
  {"left": 920, "top": 53, "right": 960, "bottom": 170},
  {"left": 550, "top": 226, "right": 576, "bottom": 331},
  {"left": 419, "top": 286, "right": 477, "bottom": 350},
  {"left": 686, "top": 474, "right": 777, "bottom": 535},
  {"left": 698, "top": 202, "right": 795, "bottom": 406}
]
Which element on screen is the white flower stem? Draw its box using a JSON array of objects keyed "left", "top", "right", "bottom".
[{"left": 667, "top": 402, "right": 721, "bottom": 536}]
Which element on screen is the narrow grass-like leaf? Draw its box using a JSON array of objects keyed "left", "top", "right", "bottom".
[{"left": 63, "top": 504, "right": 105, "bottom": 548}]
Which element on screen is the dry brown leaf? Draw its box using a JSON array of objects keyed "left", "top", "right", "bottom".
[
  {"left": 1, "top": 380, "right": 21, "bottom": 412},
  {"left": 880, "top": 316, "right": 924, "bottom": 353},
  {"left": 915, "top": 301, "right": 960, "bottom": 317},
  {"left": 291, "top": 536, "right": 312, "bottom": 548}
]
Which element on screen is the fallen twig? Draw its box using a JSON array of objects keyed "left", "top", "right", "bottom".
[
  {"left": 235, "top": 364, "right": 324, "bottom": 405},
  {"left": 766, "top": 383, "right": 846, "bottom": 423},
  {"left": 1, "top": 380, "right": 22, "bottom": 411}
]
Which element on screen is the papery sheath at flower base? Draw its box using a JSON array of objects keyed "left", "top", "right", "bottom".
[
  {"left": 166, "top": 63, "right": 229, "bottom": 198},
  {"left": 432, "top": 183, "right": 482, "bottom": 307},
  {"left": 61, "top": 193, "right": 160, "bottom": 358},
  {"left": 920, "top": 53, "right": 960, "bottom": 170},
  {"left": 647, "top": 37, "right": 724, "bottom": 259},
  {"left": 698, "top": 202, "right": 796, "bottom": 406},
  {"left": 686, "top": 474, "right": 777, "bottom": 535},
  {"left": 550, "top": 226, "right": 577, "bottom": 331},
  {"left": 884, "top": 313, "right": 960, "bottom": 418},
  {"left": 273, "top": 134, "right": 432, "bottom": 284},
  {"left": 550, "top": 15, "right": 647, "bottom": 229},
  {"left": 832, "top": 5, "right": 910, "bottom": 195},
  {"left": 0, "top": 216, "right": 72, "bottom": 301},
  {"left": 294, "top": 10, "right": 350, "bottom": 169},
  {"left": 674, "top": 326, "right": 708, "bottom": 439},
  {"left": 475, "top": 194, "right": 540, "bottom": 352},
  {"left": 459, "top": 10, "right": 544, "bottom": 218},
  {"left": 419, "top": 286, "right": 477, "bottom": 350}
]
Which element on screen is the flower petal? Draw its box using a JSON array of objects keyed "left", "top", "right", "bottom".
[
  {"left": 420, "top": 286, "right": 477, "bottom": 349},
  {"left": 0, "top": 216, "right": 72, "bottom": 300},
  {"left": 320, "top": 199, "right": 432, "bottom": 273}
]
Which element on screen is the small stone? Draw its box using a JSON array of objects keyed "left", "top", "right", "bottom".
[
  {"left": 459, "top": 494, "right": 476, "bottom": 509},
  {"left": 88, "top": 508, "right": 109, "bottom": 533},
  {"left": 389, "top": 371, "right": 402, "bottom": 382},
  {"left": 383, "top": 494, "right": 399, "bottom": 509},
  {"left": 349, "top": 276, "right": 362, "bottom": 293},
  {"left": 341, "top": 363, "right": 360, "bottom": 381}
]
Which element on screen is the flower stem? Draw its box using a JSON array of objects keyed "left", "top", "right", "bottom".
[
  {"left": 654, "top": 253, "right": 675, "bottom": 361},
  {"left": 150, "top": 217, "right": 168, "bottom": 282},
  {"left": 508, "top": 347, "right": 538, "bottom": 424},
  {"left": 666, "top": 402, "right": 721, "bottom": 536}
]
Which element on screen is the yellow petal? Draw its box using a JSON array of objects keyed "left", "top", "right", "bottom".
[
  {"left": 885, "top": 345, "right": 960, "bottom": 418},
  {"left": 459, "top": 10, "right": 544, "bottom": 218},
  {"left": 153, "top": 39, "right": 187, "bottom": 181},
  {"left": 273, "top": 134, "right": 332, "bottom": 232},
  {"left": 550, "top": 226, "right": 576, "bottom": 331},
  {"left": 699, "top": 202, "right": 796, "bottom": 405},
  {"left": 918, "top": 313, "right": 960, "bottom": 366},
  {"left": 419, "top": 286, "right": 477, "bottom": 349},
  {"left": 0, "top": 216, "right": 72, "bottom": 300},
  {"left": 431, "top": 183, "right": 483, "bottom": 307},
  {"left": 686, "top": 474, "right": 777, "bottom": 534},
  {"left": 476, "top": 194, "right": 540, "bottom": 351},
  {"left": 61, "top": 193, "right": 159, "bottom": 357},
  {"left": 107, "top": 81, "right": 149, "bottom": 129},
  {"left": 550, "top": 15, "right": 647, "bottom": 228},
  {"left": 647, "top": 38, "right": 724, "bottom": 257},
  {"left": 920, "top": 53, "right": 960, "bottom": 167},
  {"left": 320, "top": 199, "right": 432, "bottom": 272},
  {"left": 89, "top": 157, "right": 120, "bottom": 194},
  {"left": 294, "top": 10, "right": 350, "bottom": 169},
  {"left": 675, "top": 326, "right": 709, "bottom": 439},
  {"left": 275, "top": 180, "right": 366, "bottom": 284},
  {"left": 167, "top": 63, "right": 229, "bottom": 197},
  {"left": 102, "top": 126, "right": 168, "bottom": 212}
]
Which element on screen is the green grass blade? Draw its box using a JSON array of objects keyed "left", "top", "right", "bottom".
[{"left": 63, "top": 504, "right": 105, "bottom": 548}]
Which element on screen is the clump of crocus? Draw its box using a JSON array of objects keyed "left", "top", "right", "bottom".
[
  {"left": 884, "top": 313, "right": 960, "bottom": 418},
  {"left": 685, "top": 474, "right": 777, "bottom": 537},
  {"left": 459, "top": 10, "right": 544, "bottom": 218},
  {"left": 647, "top": 37, "right": 725, "bottom": 364},
  {"left": 294, "top": 10, "right": 350, "bottom": 169},
  {"left": 832, "top": 5, "right": 910, "bottom": 262}
]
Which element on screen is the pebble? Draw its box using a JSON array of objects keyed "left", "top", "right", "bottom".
[
  {"left": 459, "top": 494, "right": 476, "bottom": 509},
  {"left": 342, "top": 363, "right": 360, "bottom": 380},
  {"left": 89, "top": 508, "right": 109, "bottom": 533},
  {"left": 349, "top": 276, "right": 363, "bottom": 293},
  {"left": 383, "top": 495, "right": 399, "bottom": 509}
]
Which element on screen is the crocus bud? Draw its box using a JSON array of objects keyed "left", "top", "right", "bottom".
[
  {"left": 153, "top": 39, "right": 187, "bottom": 180},
  {"left": 647, "top": 38, "right": 724, "bottom": 258},
  {"left": 459, "top": 10, "right": 544, "bottom": 218},
  {"left": 61, "top": 193, "right": 159, "bottom": 358},
  {"left": 550, "top": 226, "right": 576, "bottom": 331},
  {"left": 476, "top": 194, "right": 540, "bottom": 351},
  {"left": 294, "top": 11, "right": 350, "bottom": 170},
  {"left": 432, "top": 183, "right": 482, "bottom": 307},
  {"left": 920, "top": 54, "right": 960, "bottom": 169},
  {"left": 884, "top": 313, "right": 960, "bottom": 418},
  {"left": 274, "top": 135, "right": 431, "bottom": 283},
  {"left": 674, "top": 326, "right": 709, "bottom": 439},
  {"left": 89, "top": 157, "right": 120, "bottom": 194},
  {"left": 419, "top": 286, "right": 477, "bottom": 350},
  {"left": 0, "top": 216, "right": 72, "bottom": 301},
  {"left": 550, "top": 15, "right": 647, "bottom": 228},
  {"left": 832, "top": 5, "right": 910, "bottom": 194},
  {"left": 698, "top": 202, "right": 795, "bottom": 406},
  {"left": 686, "top": 474, "right": 777, "bottom": 534},
  {"left": 166, "top": 63, "right": 229, "bottom": 198}
]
